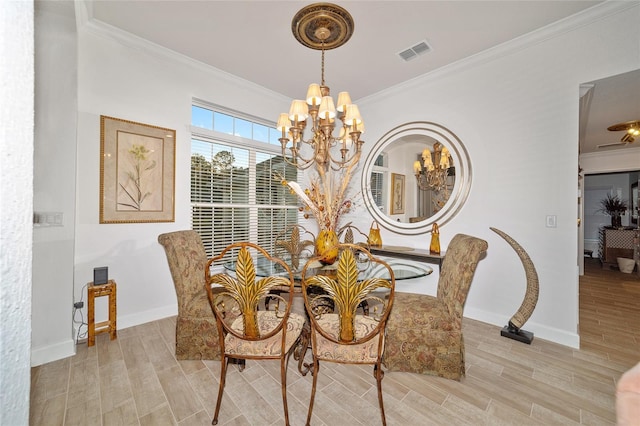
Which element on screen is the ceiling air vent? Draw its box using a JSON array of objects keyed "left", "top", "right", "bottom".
[{"left": 398, "top": 40, "right": 432, "bottom": 62}]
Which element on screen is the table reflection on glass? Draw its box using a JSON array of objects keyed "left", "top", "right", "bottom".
[{"left": 223, "top": 254, "right": 433, "bottom": 282}]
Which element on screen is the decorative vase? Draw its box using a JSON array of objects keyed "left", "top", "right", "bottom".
[
  {"left": 611, "top": 214, "right": 622, "bottom": 228},
  {"left": 430, "top": 223, "right": 441, "bottom": 254},
  {"left": 315, "top": 229, "right": 339, "bottom": 265}
]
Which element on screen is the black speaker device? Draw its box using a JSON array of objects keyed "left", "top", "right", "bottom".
[{"left": 93, "top": 267, "right": 109, "bottom": 285}]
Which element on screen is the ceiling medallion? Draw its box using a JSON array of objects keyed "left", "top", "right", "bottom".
[{"left": 291, "top": 2, "right": 355, "bottom": 50}]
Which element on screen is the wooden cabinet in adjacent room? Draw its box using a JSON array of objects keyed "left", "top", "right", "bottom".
[{"left": 599, "top": 227, "right": 635, "bottom": 269}]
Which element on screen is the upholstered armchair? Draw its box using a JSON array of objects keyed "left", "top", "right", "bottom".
[
  {"left": 158, "top": 230, "right": 221, "bottom": 360},
  {"left": 383, "top": 233, "right": 488, "bottom": 380}
]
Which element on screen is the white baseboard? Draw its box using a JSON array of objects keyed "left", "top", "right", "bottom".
[
  {"left": 584, "top": 239, "right": 599, "bottom": 254},
  {"left": 464, "top": 307, "right": 580, "bottom": 348},
  {"left": 31, "top": 338, "right": 76, "bottom": 367},
  {"left": 31, "top": 305, "right": 178, "bottom": 366},
  {"left": 117, "top": 305, "right": 177, "bottom": 330}
]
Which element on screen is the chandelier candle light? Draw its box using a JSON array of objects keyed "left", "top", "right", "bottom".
[{"left": 276, "top": 3, "right": 365, "bottom": 264}]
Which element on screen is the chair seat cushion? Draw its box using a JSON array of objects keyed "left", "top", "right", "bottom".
[
  {"left": 387, "top": 292, "right": 456, "bottom": 331},
  {"left": 225, "top": 311, "right": 305, "bottom": 357},
  {"left": 313, "top": 314, "right": 382, "bottom": 363}
]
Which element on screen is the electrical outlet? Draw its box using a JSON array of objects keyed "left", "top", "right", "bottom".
[{"left": 74, "top": 301, "right": 84, "bottom": 309}]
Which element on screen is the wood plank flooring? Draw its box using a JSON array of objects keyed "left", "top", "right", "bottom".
[{"left": 30, "top": 257, "right": 640, "bottom": 425}]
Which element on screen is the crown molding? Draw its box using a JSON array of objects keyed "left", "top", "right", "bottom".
[
  {"left": 73, "top": 1, "right": 290, "bottom": 105},
  {"left": 361, "top": 1, "right": 639, "bottom": 105}
]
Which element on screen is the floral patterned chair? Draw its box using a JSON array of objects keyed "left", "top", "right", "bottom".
[
  {"left": 158, "top": 230, "right": 221, "bottom": 360},
  {"left": 383, "top": 233, "right": 488, "bottom": 380},
  {"left": 205, "top": 242, "right": 305, "bottom": 426}
]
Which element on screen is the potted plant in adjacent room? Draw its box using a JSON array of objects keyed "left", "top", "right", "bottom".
[{"left": 599, "top": 193, "right": 628, "bottom": 228}]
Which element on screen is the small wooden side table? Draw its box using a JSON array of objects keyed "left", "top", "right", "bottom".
[{"left": 87, "top": 279, "right": 117, "bottom": 347}]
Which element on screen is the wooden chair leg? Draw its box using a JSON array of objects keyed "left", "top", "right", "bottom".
[
  {"left": 281, "top": 353, "right": 290, "bottom": 426},
  {"left": 305, "top": 357, "right": 320, "bottom": 426},
  {"left": 212, "top": 356, "right": 228, "bottom": 425},
  {"left": 375, "top": 362, "right": 387, "bottom": 426}
]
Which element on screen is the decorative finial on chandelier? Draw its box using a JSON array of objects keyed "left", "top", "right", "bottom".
[{"left": 277, "top": 3, "right": 364, "bottom": 171}]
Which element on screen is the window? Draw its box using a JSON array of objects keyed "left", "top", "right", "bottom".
[
  {"left": 370, "top": 171, "right": 385, "bottom": 213},
  {"left": 371, "top": 153, "right": 388, "bottom": 212},
  {"left": 192, "top": 104, "right": 283, "bottom": 145},
  {"left": 191, "top": 102, "right": 299, "bottom": 263}
]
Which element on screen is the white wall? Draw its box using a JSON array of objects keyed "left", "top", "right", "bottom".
[
  {"left": 32, "top": 0, "right": 78, "bottom": 366},
  {"left": 31, "top": 2, "right": 640, "bottom": 366},
  {"left": 1, "top": 0, "right": 34, "bottom": 423},
  {"left": 357, "top": 2, "right": 640, "bottom": 347},
  {"left": 71, "top": 14, "right": 292, "bottom": 348}
]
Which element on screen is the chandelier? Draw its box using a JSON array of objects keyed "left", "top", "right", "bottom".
[
  {"left": 413, "top": 142, "right": 453, "bottom": 192},
  {"left": 276, "top": 3, "right": 364, "bottom": 171}
]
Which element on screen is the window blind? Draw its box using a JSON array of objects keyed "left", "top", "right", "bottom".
[{"left": 191, "top": 136, "right": 299, "bottom": 263}]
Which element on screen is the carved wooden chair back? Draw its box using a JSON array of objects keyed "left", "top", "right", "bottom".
[
  {"left": 300, "top": 243, "right": 395, "bottom": 426},
  {"left": 204, "top": 242, "right": 305, "bottom": 426}
]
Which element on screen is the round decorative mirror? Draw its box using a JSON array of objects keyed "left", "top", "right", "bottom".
[{"left": 361, "top": 121, "right": 472, "bottom": 235}]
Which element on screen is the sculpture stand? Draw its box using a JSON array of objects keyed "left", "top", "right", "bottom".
[{"left": 501, "top": 321, "right": 534, "bottom": 344}]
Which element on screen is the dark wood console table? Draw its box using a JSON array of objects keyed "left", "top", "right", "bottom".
[{"left": 368, "top": 245, "right": 445, "bottom": 270}]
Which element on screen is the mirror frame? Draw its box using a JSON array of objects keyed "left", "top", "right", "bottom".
[{"left": 361, "top": 121, "right": 472, "bottom": 235}]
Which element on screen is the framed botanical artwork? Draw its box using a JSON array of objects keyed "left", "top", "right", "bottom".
[
  {"left": 100, "top": 115, "right": 176, "bottom": 223},
  {"left": 390, "top": 173, "right": 405, "bottom": 215}
]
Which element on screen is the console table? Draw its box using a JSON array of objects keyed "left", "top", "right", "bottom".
[
  {"left": 368, "top": 245, "right": 444, "bottom": 270},
  {"left": 599, "top": 227, "right": 635, "bottom": 269}
]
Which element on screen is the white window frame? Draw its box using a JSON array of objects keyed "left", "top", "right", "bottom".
[{"left": 190, "top": 102, "right": 300, "bottom": 262}]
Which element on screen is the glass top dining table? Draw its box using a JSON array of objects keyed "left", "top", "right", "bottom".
[{"left": 223, "top": 254, "right": 433, "bottom": 282}]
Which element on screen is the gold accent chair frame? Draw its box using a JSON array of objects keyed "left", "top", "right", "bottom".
[
  {"left": 100, "top": 115, "right": 175, "bottom": 223},
  {"left": 390, "top": 173, "right": 405, "bottom": 215}
]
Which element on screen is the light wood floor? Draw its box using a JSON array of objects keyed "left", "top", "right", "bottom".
[{"left": 30, "top": 258, "right": 640, "bottom": 425}]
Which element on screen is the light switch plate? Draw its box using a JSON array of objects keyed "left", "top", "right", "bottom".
[{"left": 546, "top": 215, "right": 557, "bottom": 228}]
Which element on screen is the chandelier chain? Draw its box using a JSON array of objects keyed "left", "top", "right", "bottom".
[{"left": 321, "top": 42, "right": 325, "bottom": 87}]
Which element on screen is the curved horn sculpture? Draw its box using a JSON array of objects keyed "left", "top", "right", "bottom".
[{"left": 490, "top": 227, "right": 539, "bottom": 344}]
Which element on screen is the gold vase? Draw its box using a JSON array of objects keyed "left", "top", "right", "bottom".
[
  {"left": 430, "top": 223, "right": 441, "bottom": 255},
  {"left": 315, "top": 229, "right": 339, "bottom": 265}
]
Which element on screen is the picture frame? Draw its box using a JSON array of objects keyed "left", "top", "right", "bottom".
[
  {"left": 632, "top": 182, "right": 638, "bottom": 225},
  {"left": 100, "top": 115, "right": 176, "bottom": 224},
  {"left": 390, "top": 173, "right": 405, "bottom": 215}
]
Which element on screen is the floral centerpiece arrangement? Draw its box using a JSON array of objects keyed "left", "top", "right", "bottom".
[{"left": 275, "top": 164, "right": 358, "bottom": 264}]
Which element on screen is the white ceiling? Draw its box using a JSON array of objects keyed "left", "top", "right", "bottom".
[
  {"left": 71, "top": 1, "right": 639, "bottom": 153},
  {"left": 580, "top": 69, "right": 640, "bottom": 155}
]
